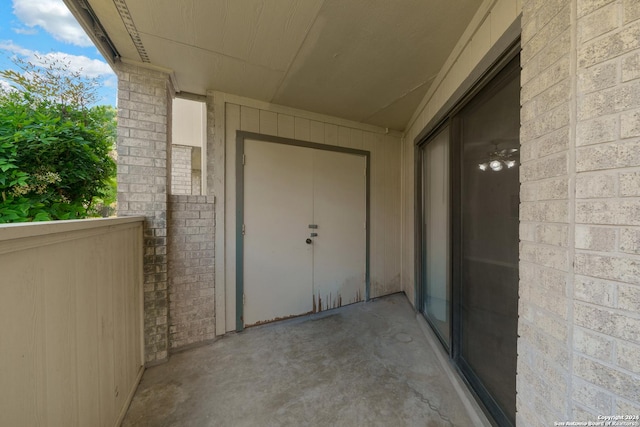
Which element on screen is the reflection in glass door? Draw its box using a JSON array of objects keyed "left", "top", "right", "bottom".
[
  {"left": 457, "top": 57, "right": 520, "bottom": 426},
  {"left": 421, "top": 127, "right": 450, "bottom": 345}
]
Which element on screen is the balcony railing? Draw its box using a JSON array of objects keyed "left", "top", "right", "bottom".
[{"left": 0, "top": 217, "right": 145, "bottom": 427}]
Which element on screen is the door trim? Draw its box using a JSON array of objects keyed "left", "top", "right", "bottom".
[{"left": 235, "top": 131, "right": 371, "bottom": 331}]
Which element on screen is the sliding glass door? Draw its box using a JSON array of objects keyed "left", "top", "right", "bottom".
[
  {"left": 457, "top": 57, "right": 520, "bottom": 426},
  {"left": 418, "top": 54, "right": 520, "bottom": 427},
  {"left": 421, "top": 126, "right": 450, "bottom": 346}
]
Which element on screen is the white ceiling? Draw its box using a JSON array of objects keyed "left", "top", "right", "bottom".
[{"left": 75, "top": 0, "right": 483, "bottom": 131}]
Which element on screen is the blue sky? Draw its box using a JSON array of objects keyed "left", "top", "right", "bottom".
[{"left": 0, "top": 0, "right": 116, "bottom": 106}]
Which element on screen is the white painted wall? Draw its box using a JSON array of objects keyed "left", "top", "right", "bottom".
[
  {"left": 401, "top": 0, "right": 522, "bottom": 306},
  {"left": 208, "top": 92, "right": 402, "bottom": 333},
  {"left": 0, "top": 217, "right": 144, "bottom": 427},
  {"left": 172, "top": 98, "right": 205, "bottom": 148}
]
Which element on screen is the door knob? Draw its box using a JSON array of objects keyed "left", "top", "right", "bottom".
[{"left": 306, "top": 238, "right": 313, "bottom": 244}]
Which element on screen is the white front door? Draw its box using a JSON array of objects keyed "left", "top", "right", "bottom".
[{"left": 242, "top": 139, "right": 366, "bottom": 327}]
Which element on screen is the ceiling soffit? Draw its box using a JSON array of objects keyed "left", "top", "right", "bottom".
[{"left": 81, "top": 0, "right": 483, "bottom": 131}]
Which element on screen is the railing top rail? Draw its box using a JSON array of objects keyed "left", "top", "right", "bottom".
[{"left": 0, "top": 216, "right": 145, "bottom": 242}]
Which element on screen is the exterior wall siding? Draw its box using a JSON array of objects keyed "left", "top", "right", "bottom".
[
  {"left": 116, "top": 62, "right": 173, "bottom": 364},
  {"left": 521, "top": 0, "right": 640, "bottom": 424},
  {"left": 0, "top": 218, "right": 144, "bottom": 426},
  {"left": 171, "top": 145, "right": 192, "bottom": 195},
  {"left": 519, "top": 0, "right": 574, "bottom": 423},
  {"left": 168, "top": 195, "right": 215, "bottom": 349},
  {"left": 209, "top": 93, "right": 403, "bottom": 333},
  {"left": 573, "top": 0, "right": 640, "bottom": 420}
]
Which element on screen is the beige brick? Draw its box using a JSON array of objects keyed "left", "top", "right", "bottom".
[
  {"left": 578, "top": 0, "right": 617, "bottom": 18},
  {"left": 572, "top": 378, "right": 613, "bottom": 413},
  {"left": 576, "top": 139, "right": 640, "bottom": 171},
  {"left": 521, "top": 177, "right": 569, "bottom": 201},
  {"left": 519, "top": 322, "right": 570, "bottom": 367},
  {"left": 622, "top": 51, "right": 640, "bottom": 81},
  {"left": 578, "top": 81, "right": 640, "bottom": 121},
  {"left": 573, "top": 355, "right": 640, "bottom": 402},
  {"left": 521, "top": 241, "right": 569, "bottom": 270},
  {"left": 578, "top": 21, "right": 640, "bottom": 68},
  {"left": 536, "top": 223, "right": 570, "bottom": 247},
  {"left": 575, "top": 253, "right": 640, "bottom": 284},
  {"left": 578, "top": 2, "right": 620, "bottom": 44},
  {"left": 521, "top": 153, "right": 568, "bottom": 181},
  {"left": 620, "top": 227, "right": 640, "bottom": 253},
  {"left": 573, "top": 327, "right": 614, "bottom": 360},
  {"left": 574, "top": 302, "right": 640, "bottom": 344},
  {"left": 574, "top": 276, "right": 616, "bottom": 307},
  {"left": 620, "top": 108, "right": 640, "bottom": 138},
  {"left": 624, "top": 0, "right": 640, "bottom": 23},
  {"left": 578, "top": 61, "right": 618, "bottom": 94},
  {"left": 620, "top": 171, "right": 640, "bottom": 196},
  {"left": 520, "top": 200, "right": 569, "bottom": 222},
  {"left": 576, "top": 173, "right": 617, "bottom": 198},
  {"left": 576, "top": 115, "right": 619, "bottom": 146},
  {"left": 575, "top": 225, "right": 617, "bottom": 251},
  {"left": 615, "top": 397, "right": 640, "bottom": 415},
  {"left": 521, "top": 103, "right": 570, "bottom": 141},
  {"left": 577, "top": 199, "right": 640, "bottom": 225},
  {"left": 617, "top": 284, "right": 640, "bottom": 311}
]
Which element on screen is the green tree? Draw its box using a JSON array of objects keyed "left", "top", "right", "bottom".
[{"left": 0, "top": 55, "right": 116, "bottom": 222}]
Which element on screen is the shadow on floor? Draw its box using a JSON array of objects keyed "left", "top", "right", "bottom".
[{"left": 122, "top": 293, "right": 476, "bottom": 426}]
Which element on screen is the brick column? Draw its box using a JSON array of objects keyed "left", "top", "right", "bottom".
[
  {"left": 519, "top": 0, "right": 640, "bottom": 425},
  {"left": 116, "top": 62, "right": 173, "bottom": 364},
  {"left": 167, "top": 195, "right": 215, "bottom": 349}
]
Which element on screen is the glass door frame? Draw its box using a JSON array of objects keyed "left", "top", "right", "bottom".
[{"left": 415, "top": 44, "right": 521, "bottom": 427}]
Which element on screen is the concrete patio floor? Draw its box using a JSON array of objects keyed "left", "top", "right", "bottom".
[{"left": 122, "top": 293, "right": 488, "bottom": 426}]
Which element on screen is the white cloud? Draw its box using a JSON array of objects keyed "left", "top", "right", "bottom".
[
  {"left": 12, "top": 0, "right": 93, "bottom": 47},
  {"left": 13, "top": 27, "right": 39, "bottom": 36},
  {"left": 0, "top": 41, "right": 114, "bottom": 78},
  {"left": 0, "top": 79, "right": 14, "bottom": 93}
]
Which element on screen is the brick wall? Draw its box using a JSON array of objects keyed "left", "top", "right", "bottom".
[
  {"left": 171, "top": 145, "right": 192, "bottom": 195},
  {"left": 168, "top": 195, "right": 215, "bottom": 349},
  {"left": 519, "top": 0, "right": 640, "bottom": 424},
  {"left": 116, "top": 62, "right": 172, "bottom": 364},
  {"left": 573, "top": 0, "right": 640, "bottom": 419}
]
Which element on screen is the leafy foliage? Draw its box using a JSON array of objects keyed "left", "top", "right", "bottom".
[{"left": 0, "top": 55, "right": 116, "bottom": 222}]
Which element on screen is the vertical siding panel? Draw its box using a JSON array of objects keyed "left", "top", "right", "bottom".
[
  {"left": 112, "top": 231, "right": 127, "bottom": 417},
  {"left": 349, "top": 128, "right": 364, "bottom": 150},
  {"left": 385, "top": 135, "right": 402, "bottom": 293},
  {"left": 240, "top": 106, "right": 260, "bottom": 132},
  {"left": 75, "top": 237, "right": 100, "bottom": 425},
  {"left": 0, "top": 251, "right": 42, "bottom": 425},
  {"left": 337, "top": 126, "right": 351, "bottom": 147},
  {"left": 259, "top": 110, "right": 278, "bottom": 136},
  {"left": 225, "top": 103, "right": 241, "bottom": 331},
  {"left": 325, "top": 124, "right": 338, "bottom": 146},
  {"left": 400, "top": 137, "right": 414, "bottom": 302},
  {"left": 363, "top": 131, "right": 381, "bottom": 297},
  {"left": 294, "top": 117, "right": 310, "bottom": 141},
  {"left": 96, "top": 236, "right": 115, "bottom": 427},
  {"left": 44, "top": 247, "right": 78, "bottom": 425},
  {"left": 277, "top": 114, "right": 295, "bottom": 138},
  {"left": 309, "top": 120, "right": 325, "bottom": 143}
]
